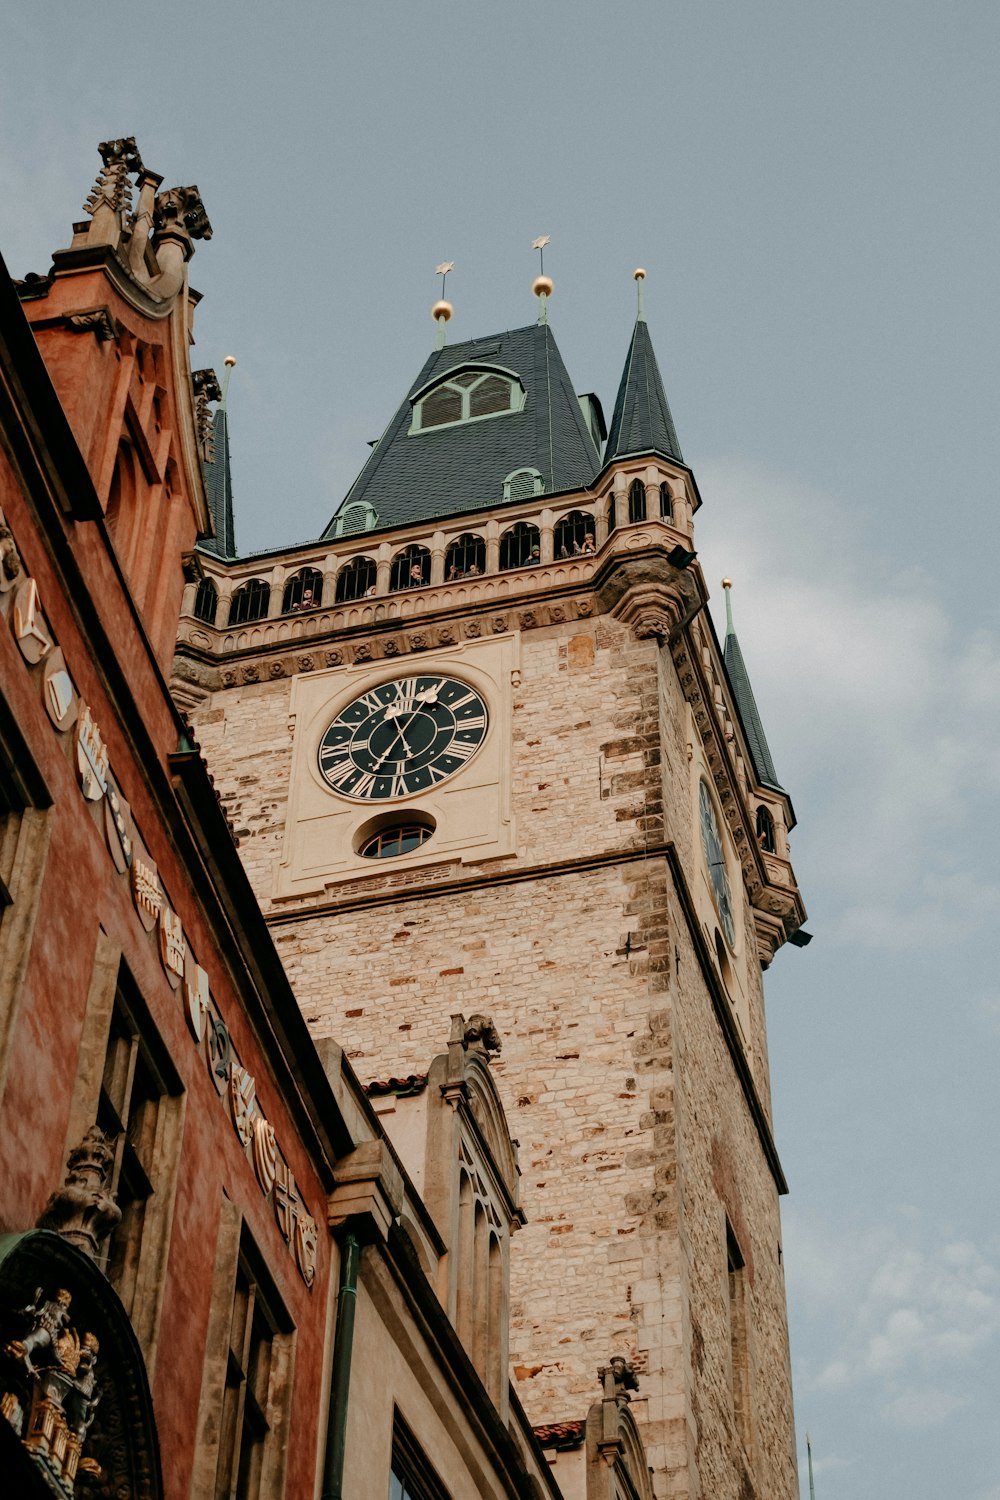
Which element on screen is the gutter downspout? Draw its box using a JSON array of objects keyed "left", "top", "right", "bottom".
[{"left": 321, "top": 1231, "right": 360, "bottom": 1500}]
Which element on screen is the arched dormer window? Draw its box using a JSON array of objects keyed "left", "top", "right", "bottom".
[
  {"left": 499, "top": 522, "right": 540, "bottom": 570},
  {"left": 335, "top": 555, "right": 376, "bottom": 603},
  {"left": 331, "top": 501, "right": 378, "bottom": 537},
  {"left": 228, "top": 579, "right": 270, "bottom": 626},
  {"left": 444, "top": 533, "right": 486, "bottom": 581},
  {"left": 628, "top": 477, "right": 646, "bottom": 523},
  {"left": 193, "top": 576, "right": 218, "bottom": 624},
  {"left": 659, "top": 481, "right": 673, "bottom": 519},
  {"left": 390, "top": 545, "right": 431, "bottom": 592},
  {"left": 756, "top": 805, "right": 776, "bottom": 854},
  {"left": 282, "top": 567, "right": 323, "bottom": 613},
  {"left": 410, "top": 367, "right": 525, "bottom": 434},
  {"left": 502, "top": 467, "right": 544, "bottom": 502},
  {"left": 554, "top": 509, "right": 596, "bottom": 559}
]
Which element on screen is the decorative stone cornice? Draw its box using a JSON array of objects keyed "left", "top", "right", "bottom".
[{"left": 328, "top": 1138, "right": 403, "bottom": 1244}]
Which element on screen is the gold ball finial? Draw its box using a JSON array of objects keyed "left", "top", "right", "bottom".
[
  {"left": 532, "top": 274, "right": 554, "bottom": 299},
  {"left": 224, "top": 355, "right": 237, "bottom": 368},
  {"left": 633, "top": 267, "right": 646, "bottom": 281},
  {"left": 431, "top": 299, "right": 453, "bottom": 322},
  {"left": 721, "top": 577, "right": 733, "bottom": 589}
]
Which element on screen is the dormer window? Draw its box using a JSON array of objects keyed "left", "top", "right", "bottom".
[{"left": 410, "top": 368, "right": 524, "bottom": 434}]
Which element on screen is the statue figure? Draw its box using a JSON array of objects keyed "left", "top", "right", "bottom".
[
  {"left": 464, "top": 1013, "right": 502, "bottom": 1058},
  {"left": 5, "top": 1287, "right": 72, "bottom": 1373},
  {"left": 63, "top": 1334, "right": 100, "bottom": 1439}
]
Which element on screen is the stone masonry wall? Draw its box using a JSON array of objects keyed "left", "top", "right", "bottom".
[{"left": 187, "top": 611, "right": 797, "bottom": 1500}]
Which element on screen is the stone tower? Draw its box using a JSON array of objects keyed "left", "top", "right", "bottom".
[{"left": 175, "top": 275, "right": 808, "bottom": 1499}]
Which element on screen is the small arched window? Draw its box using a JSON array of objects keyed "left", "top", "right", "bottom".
[
  {"left": 445, "top": 533, "right": 486, "bottom": 581},
  {"left": 335, "top": 556, "right": 377, "bottom": 603},
  {"left": 756, "top": 805, "right": 776, "bottom": 854},
  {"left": 606, "top": 494, "right": 618, "bottom": 536},
  {"left": 332, "top": 501, "right": 378, "bottom": 537},
  {"left": 502, "top": 467, "right": 544, "bottom": 502},
  {"left": 282, "top": 567, "right": 323, "bottom": 613},
  {"left": 628, "top": 478, "right": 646, "bottom": 523},
  {"left": 499, "top": 522, "right": 541, "bottom": 570},
  {"left": 554, "top": 510, "right": 596, "bottom": 559},
  {"left": 193, "top": 576, "right": 218, "bottom": 624},
  {"left": 228, "top": 578, "right": 270, "bottom": 626},
  {"left": 659, "top": 482, "right": 673, "bottom": 519},
  {"left": 412, "top": 368, "right": 524, "bottom": 433},
  {"left": 390, "top": 545, "right": 431, "bottom": 592}
]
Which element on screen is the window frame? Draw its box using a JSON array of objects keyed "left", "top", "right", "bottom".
[
  {"left": 409, "top": 366, "right": 525, "bottom": 436},
  {"left": 389, "top": 1412, "right": 451, "bottom": 1500}
]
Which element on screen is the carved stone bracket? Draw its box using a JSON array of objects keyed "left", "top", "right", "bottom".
[
  {"left": 65, "top": 308, "right": 119, "bottom": 342},
  {"left": 610, "top": 579, "right": 689, "bottom": 642},
  {"left": 328, "top": 1139, "right": 402, "bottom": 1244},
  {"left": 36, "top": 1128, "right": 121, "bottom": 1260}
]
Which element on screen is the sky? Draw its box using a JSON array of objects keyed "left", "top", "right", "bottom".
[{"left": 3, "top": 2, "right": 998, "bottom": 1494}]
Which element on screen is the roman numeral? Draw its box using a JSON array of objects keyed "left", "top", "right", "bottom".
[
  {"left": 444, "top": 738, "right": 477, "bottom": 763},
  {"left": 351, "top": 771, "right": 377, "bottom": 798},
  {"left": 322, "top": 757, "right": 357, "bottom": 788},
  {"left": 455, "top": 712, "right": 486, "bottom": 731},
  {"left": 450, "top": 690, "right": 477, "bottom": 710}
]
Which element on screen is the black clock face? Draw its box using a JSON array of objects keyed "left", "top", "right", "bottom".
[
  {"left": 318, "top": 675, "right": 489, "bottom": 801},
  {"left": 699, "top": 780, "right": 736, "bottom": 948}
]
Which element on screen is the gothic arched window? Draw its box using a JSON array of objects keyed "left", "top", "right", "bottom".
[
  {"left": 228, "top": 579, "right": 270, "bottom": 626},
  {"left": 554, "top": 510, "right": 596, "bottom": 559},
  {"left": 444, "top": 533, "right": 486, "bottom": 581},
  {"left": 411, "top": 368, "right": 524, "bottom": 433},
  {"left": 756, "top": 805, "right": 776, "bottom": 854},
  {"left": 499, "top": 522, "right": 540, "bottom": 570},
  {"left": 390, "top": 545, "right": 431, "bottom": 592},
  {"left": 282, "top": 567, "right": 323, "bottom": 613},
  {"left": 193, "top": 576, "right": 218, "bottom": 624},
  {"left": 335, "top": 556, "right": 376, "bottom": 603},
  {"left": 659, "top": 481, "right": 673, "bottom": 519},
  {"left": 606, "top": 494, "right": 618, "bottom": 536},
  {"left": 628, "top": 478, "right": 646, "bottom": 523}
]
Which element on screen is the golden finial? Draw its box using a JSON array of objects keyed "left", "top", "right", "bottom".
[
  {"left": 432, "top": 262, "right": 454, "bottom": 348},
  {"left": 224, "top": 355, "right": 236, "bottom": 367},
  {"left": 633, "top": 268, "right": 646, "bottom": 281},
  {"left": 532, "top": 236, "right": 553, "bottom": 320},
  {"left": 722, "top": 577, "right": 732, "bottom": 589}
]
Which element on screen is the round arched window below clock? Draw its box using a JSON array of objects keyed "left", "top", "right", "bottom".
[{"left": 358, "top": 822, "right": 435, "bottom": 860}]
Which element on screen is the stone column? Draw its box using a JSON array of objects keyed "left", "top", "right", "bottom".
[
  {"left": 323, "top": 554, "right": 339, "bottom": 608},
  {"left": 539, "top": 508, "right": 554, "bottom": 564},
  {"left": 266, "top": 565, "right": 286, "bottom": 619},
  {"left": 180, "top": 579, "right": 198, "bottom": 618},
  {"left": 595, "top": 497, "right": 609, "bottom": 548},
  {"left": 644, "top": 464, "right": 658, "bottom": 521},
  {"left": 612, "top": 473, "right": 628, "bottom": 529},
  {"left": 430, "top": 530, "right": 446, "bottom": 586},
  {"left": 376, "top": 543, "right": 392, "bottom": 596},
  {"left": 485, "top": 518, "right": 500, "bottom": 575},
  {"left": 217, "top": 576, "right": 235, "bottom": 627}
]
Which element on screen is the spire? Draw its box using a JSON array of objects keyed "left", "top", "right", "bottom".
[
  {"left": 201, "top": 356, "right": 237, "bottom": 559},
  {"left": 721, "top": 580, "right": 784, "bottom": 793},
  {"left": 604, "top": 272, "right": 683, "bottom": 466}
]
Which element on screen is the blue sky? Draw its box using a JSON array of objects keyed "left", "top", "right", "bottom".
[{"left": 4, "top": 3, "right": 998, "bottom": 1493}]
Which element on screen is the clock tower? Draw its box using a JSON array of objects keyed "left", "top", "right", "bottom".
[{"left": 175, "top": 273, "right": 808, "bottom": 1499}]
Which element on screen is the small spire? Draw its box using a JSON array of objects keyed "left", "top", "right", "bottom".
[
  {"left": 432, "top": 261, "right": 454, "bottom": 350},
  {"left": 221, "top": 354, "right": 237, "bottom": 407},
  {"left": 721, "top": 576, "right": 734, "bottom": 635},
  {"left": 633, "top": 267, "right": 647, "bottom": 322},
  {"left": 531, "top": 235, "right": 553, "bottom": 325}
]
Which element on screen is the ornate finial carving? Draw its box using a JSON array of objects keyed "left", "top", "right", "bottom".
[
  {"left": 83, "top": 137, "right": 144, "bottom": 221},
  {"left": 1, "top": 1287, "right": 102, "bottom": 1490},
  {"left": 192, "top": 368, "right": 222, "bottom": 462},
  {"left": 463, "top": 1013, "right": 502, "bottom": 1059},
  {"left": 599, "top": 1355, "right": 638, "bottom": 1401},
  {"left": 153, "top": 185, "right": 213, "bottom": 259},
  {"left": 36, "top": 1126, "right": 121, "bottom": 1259}
]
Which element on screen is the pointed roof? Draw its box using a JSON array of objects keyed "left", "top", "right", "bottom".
[
  {"left": 200, "top": 405, "right": 237, "bottom": 559},
  {"left": 604, "top": 315, "right": 683, "bottom": 467},
  {"left": 721, "top": 585, "right": 785, "bottom": 794},
  {"left": 322, "top": 321, "right": 599, "bottom": 537}
]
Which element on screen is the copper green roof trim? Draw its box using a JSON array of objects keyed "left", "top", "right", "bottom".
[
  {"left": 721, "top": 582, "right": 785, "bottom": 794},
  {"left": 604, "top": 316, "right": 684, "bottom": 466}
]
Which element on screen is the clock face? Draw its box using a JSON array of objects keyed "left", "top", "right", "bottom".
[
  {"left": 318, "top": 674, "right": 489, "bottom": 801},
  {"left": 699, "top": 780, "right": 736, "bottom": 948}
]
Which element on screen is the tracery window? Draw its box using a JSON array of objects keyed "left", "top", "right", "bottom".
[
  {"left": 335, "top": 556, "right": 376, "bottom": 603},
  {"left": 194, "top": 576, "right": 218, "bottom": 624},
  {"left": 228, "top": 579, "right": 270, "bottom": 626},
  {"left": 499, "top": 522, "right": 540, "bottom": 570},
  {"left": 628, "top": 477, "right": 646, "bottom": 523},
  {"left": 554, "top": 509, "right": 596, "bottom": 558},
  {"left": 281, "top": 567, "right": 323, "bottom": 613},
  {"left": 390, "top": 545, "right": 431, "bottom": 592},
  {"left": 411, "top": 368, "right": 524, "bottom": 433},
  {"left": 444, "top": 533, "right": 485, "bottom": 580}
]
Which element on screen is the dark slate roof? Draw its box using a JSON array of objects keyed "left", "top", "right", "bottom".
[
  {"left": 200, "top": 407, "right": 237, "bottom": 559},
  {"left": 722, "top": 608, "right": 785, "bottom": 794},
  {"left": 322, "top": 322, "right": 600, "bottom": 537},
  {"left": 604, "top": 316, "right": 683, "bottom": 466}
]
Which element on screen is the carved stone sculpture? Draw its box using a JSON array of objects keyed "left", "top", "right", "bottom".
[
  {"left": 152, "top": 185, "right": 213, "bottom": 255},
  {"left": 36, "top": 1127, "right": 121, "bottom": 1259},
  {"left": 464, "top": 1013, "right": 502, "bottom": 1058}
]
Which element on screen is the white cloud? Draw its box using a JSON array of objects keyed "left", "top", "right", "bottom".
[
  {"left": 694, "top": 459, "right": 1000, "bottom": 950},
  {"left": 882, "top": 1389, "right": 965, "bottom": 1428}
]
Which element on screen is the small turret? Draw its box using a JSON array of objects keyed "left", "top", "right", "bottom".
[{"left": 604, "top": 270, "right": 684, "bottom": 467}]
